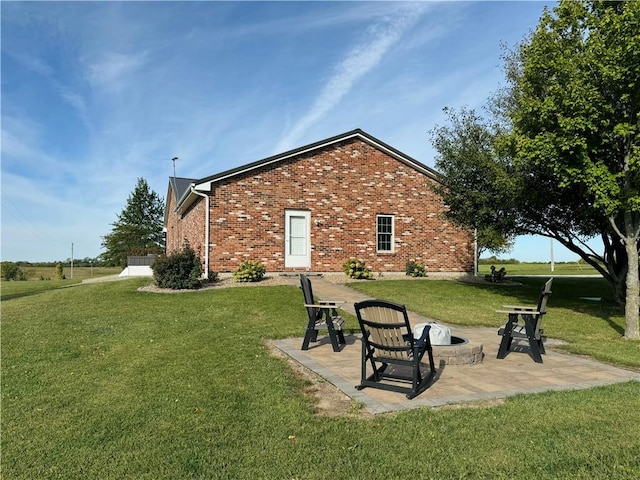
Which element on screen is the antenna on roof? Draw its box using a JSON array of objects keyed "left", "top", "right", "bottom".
[
  {"left": 171, "top": 157, "right": 180, "bottom": 202},
  {"left": 172, "top": 157, "right": 179, "bottom": 179}
]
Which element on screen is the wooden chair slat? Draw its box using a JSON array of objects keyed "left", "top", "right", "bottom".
[{"left": 355, "top": 299, "right": 435, "bottom": 399}]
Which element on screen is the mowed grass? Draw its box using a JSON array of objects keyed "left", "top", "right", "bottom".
[
  {"left": 478, "top": 262, "right": 600, "bottom": 276},
  {"left": 2, "top": 277, "right": 640, "bottom": 479},
  {"left": 349, "top": 276, "right": 639, "bottom": 368},
  {"left": 1, "top": 267, "right": 121, "bottom": 300},
  {"left": 5, "top": 265, "right": 121, "bottom": 282}
]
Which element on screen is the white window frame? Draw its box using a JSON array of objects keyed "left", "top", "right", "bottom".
[
  {"left": 376, "top": 214, "right": 394, "bottom": 253},
  {"left": 284, "top": 210, "right": 311, "bottom": 268}
]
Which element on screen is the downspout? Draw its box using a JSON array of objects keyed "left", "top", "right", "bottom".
[{"left": 190, "top": 185, "right": 210, "bottom": 279}]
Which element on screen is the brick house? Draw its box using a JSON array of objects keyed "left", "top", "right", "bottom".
[{"left": 164, "top": 129, "right": 474, "bottom": 276}]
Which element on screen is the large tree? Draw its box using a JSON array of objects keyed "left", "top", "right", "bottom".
[
  {"left": 100, "top": 178, "right": 165, "bottom": 267},
  {"left": 430, "top": 107, "right": 518, "bottom": 259},
  {"left": 432, "top": 1, "right": 639, "bottom": 339},
  {"left": 508, "top": 0, "right": 639, "bottom": 339}
]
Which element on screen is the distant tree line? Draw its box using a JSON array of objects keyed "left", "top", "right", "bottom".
[
  {"left": 9, "top": 258, "right": 108, "bottom": 267},
  {"left": 1, "top": 258, "right": 109, "bottom": 281}
]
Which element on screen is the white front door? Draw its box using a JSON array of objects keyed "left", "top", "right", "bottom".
[{"left": 284, "top": 210, "right": 311, "bottom": 268}]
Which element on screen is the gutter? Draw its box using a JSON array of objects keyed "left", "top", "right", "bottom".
[{"left": 190, "top": 185, "right": 210, "bottom": 279}]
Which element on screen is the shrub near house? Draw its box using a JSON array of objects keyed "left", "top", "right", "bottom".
[{"left": 152, "top": 246, "right": 202, "bottom": 290}]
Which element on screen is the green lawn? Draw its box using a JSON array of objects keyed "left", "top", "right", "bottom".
[
  {"left": 5, "top": 265, "right": 121, "bottom": 282},
  {"left": 478, "top": 262, "right": 600, "bottom": 276},
  {"left": 2, "top": 277, "right": 639, "bottom": 479},
  {"left": 349, "top": 276, "right": 639, "bottom": 368},
  {"left": 1, "top": 266, "right": 122, "bottom": 301}
]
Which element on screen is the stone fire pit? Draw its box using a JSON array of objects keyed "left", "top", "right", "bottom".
[
  {"left": 413, "top": 323, "right": 484, "bottom": 366},
  {"left": 432, "top": 336, "right": 483, "bottom": 365}
]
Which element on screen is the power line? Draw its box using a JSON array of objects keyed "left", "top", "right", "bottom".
[{"left": 1, "top": 193, "right": 59, "bottom": 244}]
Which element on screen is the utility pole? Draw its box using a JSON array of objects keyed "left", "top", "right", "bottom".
[
  {"left": 550, "top": 238, "right": 555, "bottom": 272},
  {"left": 71, "top": 242, "right": 74, "bottom": 279},
  {"left": 171, "top": 157, "right": 179, "bottom": 252}
]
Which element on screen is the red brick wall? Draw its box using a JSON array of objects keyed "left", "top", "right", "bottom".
[
  {"left": 165, "top": 192, "right": 179, "bottom": 253},
  {"left": 165, "top": 188, "right": 207, "bottom": 271},
  {"left": 170, "top": 138, "right": 474, "bottom": 273}
]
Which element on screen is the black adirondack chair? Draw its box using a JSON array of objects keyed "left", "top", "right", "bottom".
[
  {"left": 300, "top": 275, "right": 346, "bottom": 352},
  {"left": 496, "top": 277, "right": 553, "bottom": 363},
  {"left": 354, "top": 299, "right": 436, "bottom": 399}
]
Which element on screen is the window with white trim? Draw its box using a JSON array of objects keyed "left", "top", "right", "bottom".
[{"left": 376, "top": 215, "right": 394, "bottom": 252}]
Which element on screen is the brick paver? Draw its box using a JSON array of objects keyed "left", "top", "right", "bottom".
[{"left": 272, "top": 277, "right": 640, "bottom": 414}]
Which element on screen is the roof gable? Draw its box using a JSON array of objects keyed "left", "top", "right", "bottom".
[
  {"left": 164, "top": 176, "right": 197, "bottom": 222},
  {"left": 194, "top": 129, "right": 440, "bottom": 191},
  {"left": 170, "top": 129, "right": 441, "bottom": 215}
]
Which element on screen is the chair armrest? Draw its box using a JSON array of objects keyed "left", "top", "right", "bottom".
[
  {"left": 318, "top": 300, "right": 346, "bottom": 305},
  {"left": 496, "top": 309, "right": 541, "bottom": 315},
  {"left": 502, "top": 304, "right": 535, "bottom": 311},
  {"left": 415, "top": 324, "right": 432, "bottom": 348},
  {"left": 305, "top": 303, "right": 343, "bottom": 309}
]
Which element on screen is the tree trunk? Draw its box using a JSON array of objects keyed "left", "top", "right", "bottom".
[
  {"left": 549, "top": 231, "right": 629, "bottom": 304},
  {"left": 624, "top": 236, "right": 640, "bottom": 340}
]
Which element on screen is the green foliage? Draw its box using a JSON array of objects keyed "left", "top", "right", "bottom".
[
  {"left": 1, "top": 262, "right": 26, "bottom": 281},
  {"left": 502, "top": 0, "right": 640, "bottom": 337},
  {"left": 479, "top": 256, "right": 520, "bottom": 265},
  {"left": 152, "top": 246, "right": 202, "bottom": 289},
  {"left": 431, "top": 1, "right": 640, "bottom": 336},
  {"left": 429, "top": 106, "right": 519, "bottom": 257},
  {"left": 342, "top": 258, "right": 373, "bottom": 279},
  {"left": 100, "top": 178, "right": 165, "bottom": 268},
  {"left": 405, "top": 260, "right": 427, "bottom": 277},
  {"left": 55, "top": 262, "right": 65, "bottom": 280},
  {"left": 508, "top": 1, "right": 640, "bottom": 217},
  {"left": 233, "top": 260, "right": 266, "bottom": 282}
]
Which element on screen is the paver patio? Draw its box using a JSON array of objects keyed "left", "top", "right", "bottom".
[{"left": 271, "top": 277, "right": 640, "bottom": 414}]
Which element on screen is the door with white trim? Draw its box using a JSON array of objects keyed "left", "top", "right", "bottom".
[{"left": 284, "top": 210, "right": 311, "bottom": 268}]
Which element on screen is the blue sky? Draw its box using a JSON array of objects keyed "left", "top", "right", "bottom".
[{"left": 2, "top": 0, "right": 590, "bottom": 263}]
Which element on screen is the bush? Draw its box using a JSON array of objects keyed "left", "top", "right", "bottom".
[
  {"left": 342, "top": 258, "right": 373, "bottom": 279},
  {"left": 55, "top": 262, "right": 65, "bottom": 280},
  {"left": 205, "top": 271, "right": 219, "bottom": 284},
  {"left": 152, "top": 247, "right": 202, "bottom": 290},
  {"left": 1, "top": 262, "right": 27, "bottom": 281},
  {"left": 405, "top": 260, "right": 427, "bottom": 277},
  {"left": 233, "top": 260, "right": 266, "bottom": 283}
]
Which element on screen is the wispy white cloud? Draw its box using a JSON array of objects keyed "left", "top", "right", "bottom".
[
  {"left": 275, "top": 4, "right": 431, "bottom": 153},
  {"left": 4, "top": 50, "right": 54, "bottom": 77},
  {"left": 1, "top": 115, "right": 79, "bottom": 178},
  {"left": 84, "top": 51, "right": 148, "bottom": 92},
  {"left": 1, "top": 1, "right": 561, "bottom": 262}
]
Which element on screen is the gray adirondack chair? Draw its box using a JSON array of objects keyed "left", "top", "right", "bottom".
[
  {"left": 300, "top": 275, "right": 346, "bottom": 352},
  {"left": 354, "top": 299, "right": 436, "bottom": 399},
  {"left": 496, "top": 277, "right": 553, "bottom": 363}
]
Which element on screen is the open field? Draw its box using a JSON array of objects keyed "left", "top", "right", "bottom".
[
  {"left": 1, "top": 267, "right": 122, "bottom": 300},
  {"left": 477, "top": 262, "right": 599, "bottom": 276},
  {"left": 2, "top": 276, "right": 639, "bottom": 479},
  {"left": 6, "top": 265, "right": 122, "bottom": 281}
]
